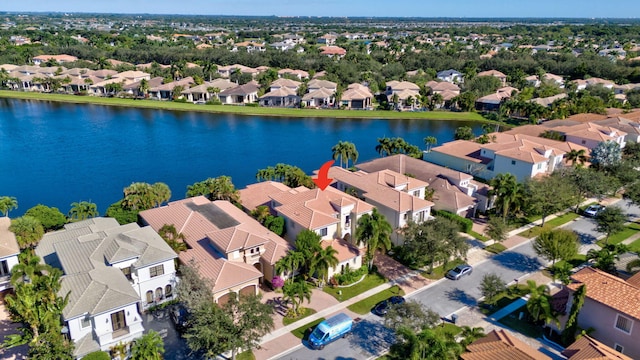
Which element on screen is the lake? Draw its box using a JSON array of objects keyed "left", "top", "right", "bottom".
[{"left": 0, "top": 98, "right": 482, "bottom": 215}]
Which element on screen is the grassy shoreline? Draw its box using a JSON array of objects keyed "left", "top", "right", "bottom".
[{"left": 0, "top": 90, "right": 491, "bottom": 122}]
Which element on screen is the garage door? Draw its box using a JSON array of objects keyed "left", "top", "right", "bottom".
[
  {"left": 217, "top": 293, "right": 231, "bottom": 305},
  {"left": 239, "top": 285, "right": 256, "bottom": 297}
]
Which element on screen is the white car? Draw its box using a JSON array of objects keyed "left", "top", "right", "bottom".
[{"left": 584, "top": 204, "right": 605, "bottom": 217}]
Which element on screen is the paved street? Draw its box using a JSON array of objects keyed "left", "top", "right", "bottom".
[{"left": 276, "top": 240, "right": 546, "bottom": 360}]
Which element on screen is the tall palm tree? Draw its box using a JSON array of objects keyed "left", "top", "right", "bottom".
[
  {"left": 151, "top": 182, "right": 171, "bottom": 207},
  {"left": 355, "top": 208, "right": 393, "bottom": 270},
  {"left": 331, "top": 141, "right": 359, "bottom": 169},
  {"left": 423, "top": 136, "right": 437, "bottom": 152},
  {"left": 525, "top": 280, "right": 556, "bottom": 325},
  {"left": 68, "top": 201, "right": 98, "bottom": 222},
  {"left": 282, "top": 280, "right": 311, "bottom": 317},
  {"left": 460, "top": 326, "right": 485, "bottom": 347},
  {"left": 489, "top": 173, "right": 524, "bottom": 222},
  {"left": 275, "top": 251, "right": 305, "bottom": 284},
  {"left": 11, "top": 251, "right": 48, "bottom": 284},
  {"left": 0, "top": 196, "right": 18, "bottom": 216},
  {"left": 311, "top": 246, "right": 339, "bottom": 284},
  {"left": 139, "top": 78, "right": 150, "bottom": 98},
  {"left": 375, "top": 137, "right": 394, "bottom": 157},
  {"left": 565, "top": 149, "right": 588, "bottom": 167},
  {"left": 391, "top": 327, "right": 462, "bottom": 360}
]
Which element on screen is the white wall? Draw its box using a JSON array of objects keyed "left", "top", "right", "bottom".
[
  {"left": 135, "top": 259, "right": 177, "bottom": 308},
  {"left": 90, "top": 302, "right": 144, "bottom": 351},
  {"left": 0, "top": 254, "right": 19, "bottom": 292},
  {"left": 493, "top": 156, "right": 537, "bottom": 183}
]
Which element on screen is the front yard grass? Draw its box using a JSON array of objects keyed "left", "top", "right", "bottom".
[
  {"left": 468, "top": 230, "right": 490, "bottom": 242},
  {"left": 498, "top": 306, "right": 544, "bottom": 338},
  {"left": 236, "top": 350, "right": 256, "bottom": 360},
  {"left": 291, "top": 317, "right": 325, "bottom": 340},
  {"left": 596, "top": 222, "right": 640, "bottom": 247},
  {"left": 347, "top": 285, "right": 405, "bottom": 315},
  {"left": 629, "top": 237, "right": 640, "bottom": 252},
  {"left": 485, "top": 243, "right": 507, "bottom": 254},
  {"left": 518, "top": 212, "right": 580, "bottom": 238},
  {"left": 324, "top": 272, "right": 387, "bottom": 301},
  {"left": 421, "top": 259, "right": 466, "bottom": 280},
  {"left": 434, "top": 323, "right": 462, "bottom": 337},
  {"left": 479, "top": 284, "right": 529, "bottom": 316},
  {"left": 282, "top": 307, "right": 317, "bottom": 326}
]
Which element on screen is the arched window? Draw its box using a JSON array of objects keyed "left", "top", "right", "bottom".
[
  {"left": 146, "top": 290, "right": 153, "bottom": 304},
  {"left": 165, "top": 284, "right": 173, "bottom": 298},
  {"left": 155, "top": 287, "right": 163, "bottom": 300}
]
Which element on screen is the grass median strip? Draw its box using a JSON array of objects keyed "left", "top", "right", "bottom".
[
  {"left": 347, "top": 285, "right": 405, "bottom": 315},
  {"left": 518, "top": 211, "right": 580, "bottom": 238},
  {"left": 596, "top": 222, "right": 640, "bottom": 247}
]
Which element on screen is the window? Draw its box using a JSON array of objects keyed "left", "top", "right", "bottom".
[
  {"left": 511, "top": 160, "right": 516, "bottom": 165},
  {"left": 111, "top": 310, "right": 126, "bottom": 332},
  {"left": 413, "top": 190, "right": 420, "bottom": 197},
  {"left": 0, "top": 260, "right": 8, "bottom": 276},
  {"left": 403, "top": 212, "right": 409, "bottom": 220},
  {"left": 614, "top": 344, "right": 624, "bottom": 353},
  {"left": 319, "top": 228, "right": 328, "bottom": 237},
  {"left": 615, "top": 314, "right": 633, "bottom": 334},
  {"left": 165, "top": 284, "right": 173, "bottom": 298},
  {"left": 81, "top": 316, "right": 91, "bottom": 328},
  {"left": 345, "top": 215, "right": 351, "bottom": 226},
  {"left": 121, "top": 267, "right": 132, "bottom": 280},
  {"left": 537, "top": 163, "right": 543, "bottom": 170},
  {"left": 155, "top": 287, "right": 163, "bottom": 300},
  {"left": 146, "top": 291, "right": 153, "bottom": 304},
  {"left": 149, "top": 264, "right": 164, "bottom": 278},
  {"left": 581, "top": 140, "right": 586, "bottom": 145}
]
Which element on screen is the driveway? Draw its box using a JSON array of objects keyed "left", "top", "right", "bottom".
[
  {"left": 0, "top": 295, "right": 28, "bottom": 360},
  {"left": 143, "top": 306, "right": 202, "bottom": 360}
]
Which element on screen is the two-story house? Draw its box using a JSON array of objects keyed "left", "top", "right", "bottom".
[
  {"left": 0, "top": 217, "right": 20, "bottom": 293},
  {"left": 356, "top": 154, "right": 493, "bottom": 217},
  {"left": 566, "top": 267, "right": 640, "bottom": 359},
  {"left": 328, "top": 167, "right": 434, "bottom": 245},
  {"left": 239, "top": 182, "right": 372, "bottom": 278},
  {"left": 139, "top": 196, "right": 291, "bottom": 302},
  {"left": 35, "top": 217, "right": 178, "bottom": 358}
]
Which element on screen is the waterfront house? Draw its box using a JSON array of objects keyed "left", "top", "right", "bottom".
[
  {"left": 180, "top": 79, "right": 236, "bottom": 103},
  {"left": 122, "top": 77, "right": 163, "bottom": 98},
  {"left": 0, "top": 218, "right": 20, "bottom": 293},
  {"left": 277, "top": 68, "right": 309, "bottom": 80},
  {"left": 340, "top": 83, "right": 374, "bottom": 110},
  {"left": 423, "top": 133, "right": 585, "bottom": 182},
  {"left": 385, "top": 80, "right": 421, "bottom": 109},
  {"left": 356, "top": 154, "right": 493, "bottom": 216},
  {"left": 139, "top": 196, "right": 291, "bottom": 298},
  {"left": 113, "top": 70, "right": 151, "bottom": 83},
  {"left": 302, "top": 87, "right": 335, "bottom": 108},
  {"left": 148, "top": 77, "right": 195, "bottom": 100},
  {"left": 565, "top": 267, "right": 640, "bottom": 358},
  {"left": 328, "top": 167, "right": 434, "bottom": 245},
  {"left": 475, "top": 87, "right": 516, "bottom": 111},
  {"left": 218, "top": 82, "right": 260, "bottom": 105},
  {"left": 307, "top": 79, "right": 338, "bottom": 93},
  {"left": 259, "top": 87, "right": 300, "bottom": 107},
  {"left": 537, "top": 121, "right": 627, "bottom": 149},
  {"left": 238, "top": 182, "right": 370, "bottom": 278},
  {"left": 35, "top": 217, "right": 178, "bottom": 358}
]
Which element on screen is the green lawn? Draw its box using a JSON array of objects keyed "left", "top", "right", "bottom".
[
  {"left": 629, "top": 237, "right": 640, "bottom": 252},
  {"left": 0, "top": 90, "right": 490, "bottom": 121},
  {"left": 421, "top": 259, "right": 466, "bottom": 280},
  {"left": 480, "top": 284, "right": 529, "bottom": 316},
  {"left": 596, "top": 223, "right": 640, "bottom": 247},
  {"left": 433, "top": 323, "right": 463, "bottom": 337},
  {"left": 236, "top": 350, "right": 256, "bottom": 360},
  {"left": 347, "top": 285, "right": 405, "bottom": 315},
  {"left": 518, "top": 212, "right": 580, "bottom": 238},
  {"left": 282, "top": 307, "right": 317, "bottom": 326},
  {"left": 485, "top": 243, "right": 507, "bottom": 254},
  {"left": 469, "top": 230, "right": 490, "bottom": 242},
  {"left": 324, "top": 273, "right": 387, "bottom": 301},
  {"left": 291, "top": 317, "right": 325, "bottom": 340},
  {"left": 498, "top": 306, "right": 544, "bottom": 338}
]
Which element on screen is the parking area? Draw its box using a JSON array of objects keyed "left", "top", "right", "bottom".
[{"left": 143, "top": 306, "right": 203, "bottom": 360}]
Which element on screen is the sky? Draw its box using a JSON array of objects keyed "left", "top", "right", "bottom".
[{"left": 3, "top": 0, "right": 640, "bottom": 18}]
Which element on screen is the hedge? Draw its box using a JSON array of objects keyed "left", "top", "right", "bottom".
[{"left": 432, "top": 209, "right": 473, "bottom": 233}]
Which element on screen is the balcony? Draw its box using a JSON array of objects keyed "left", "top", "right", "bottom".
[{"left": 112, "top": 326, "right": 130, "bottom": 340}]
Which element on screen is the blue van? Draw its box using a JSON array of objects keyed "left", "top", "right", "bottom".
[{"left": 308, "top": 313, "right": 353, "bottom": 350}]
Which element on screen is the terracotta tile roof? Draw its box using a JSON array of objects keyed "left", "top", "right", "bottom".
[
  {"left": 386, "top": 80, "right": 421, "bottom": 91},
  {"left": 270, "top": 78, "right": 301, "bottom": 89},
  {"left": 260, "top": 87, "right": 298, "bottom": 98},
  {"left": 461, "top": 329, "right": 551, "bottom": 360},
  {"left": 307, "top": 79, "right": 337, "bottom": 90},
  {"left": 238, "top": 181, "right": 292, "bottom": 211},
  {"left": 477, "top": 69, "right": 507, "bottom": 78},
  {"left": 150, "top": 77, "right": 195, "bottom": 91},
  {"left": 431, "top": 140, "right": 486, "bottom": 163},
  {"left": 219, "top": 82, "right": 260, "bottom": 96},
  {"left": 568, "top": 267, "right": 640, "bottom": 321},
  {"left": 439, "top": 89, "right": 459, "bottom": 101},
  {"left": 320, "top": 46, "right": 347, "bottom": 55},
  {"left": 341, "top": 83, "right": 373, "bottom": 101},
  {"left": 566, "top": 113, "right": 609, "bottom": 122},
  {"left": 431, "top": 81, "right": 460, "bottom": 92},
  {"left": 551, "top": 122, "right": 627, "bottom": 142},
  {"left": 302, "top": 87, "right": 335, "bottom": 101},
  {"left": 321, "top": 238, "right": 360, "bottom": 262},
  {"left": 562, "top": 335, "right": 633, "bottom": 360},
  {"left": 626, "top": 272, "right": 640, "bottom": 288},
  {"left": 328, "top": 167, "right": 433, "bottom": 213},
  {"left": 429, "top": 177, "right": 476, "bottom": 212}
]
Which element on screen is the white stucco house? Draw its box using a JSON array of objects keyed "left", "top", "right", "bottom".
[
  {"left": 0, "top": 217, "right": 21, "bottom": 292},
  {"left": 35, "top": 217, "right": 178, "bottom": 358}
]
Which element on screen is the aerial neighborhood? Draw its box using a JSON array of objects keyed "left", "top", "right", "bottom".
[{"left": 2, "top": 11, "right": 640, "bottom": 360}]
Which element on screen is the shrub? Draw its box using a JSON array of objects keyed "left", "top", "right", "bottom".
[
  {"left": 432, "top": 209, "right": 473, "bottom": 233},
  {"left": 83, "top": 351, "right": 111, "bottom": 360},
  {"left": 332, "top": 266, "right": 368, "bottom": 285},
  {"left": 245, "top": 103, "right": 259, "bottom": 107},
  {"left": 272, "top": 275, "right": 284, "bottom": 289},
  {"left": 206, "top": 99, "right": 222, "bottom": 105}
]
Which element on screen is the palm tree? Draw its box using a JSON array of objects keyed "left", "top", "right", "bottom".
[
  {"left": 151, "top": 182, "right": 171, "bottom": 207},
  {"left": 391, "top": 327, "right": 462, "bottom": 360},
  {"left": 68, "top": 201, "right": 98, "bottom": 222},
  {"left": 489, "top": 173, "right": 524, "bottom": 222},
  {"left": 355, "top": 208, "right": 393, "bottom": 270},
  {"left": 430, "top": 93, "right": 443, "bottom": 110},
  {"left": 0, "top": 196, "right": 18, "bottom": 216},
  {"left": 130, "top": 330, "right": 165, "bottom": 360},
  {"left": 139, "top": 78, "right": 149, "bottom": 98},
  {"left": 565, "top": 149, "right": 588, "bottom": 167},
  {"left": 331, "top": 141, "right": 359, "bottom": 169},
  {"left": 158, "top": 224, "right": 187, "bottom": 253},
  {"left": 10, "top": 216, "right": 45, "bottom": 249},
  {"left": 460, "top": 326, "right": 485, "bottom": 347},
  {"left": 525, "top": 280, "right": 556, "bottom": 325},
  {"left": 423, "top": 136, "right": 437, "bottom": 152},
  {"left": 375, "top": 137, "right": 394, "bottom": 157},
  {"left": 311, "top": 246, "right": 339, "bottom": 284},
  {"left": 282, "top": 280, "right": 311, "bottom": 317},
  {"left": 275, "top": 251, "right": 305, "bottom": 284},
  {"left": 11, "top": 251, "right": 48, "bottom": 284}
]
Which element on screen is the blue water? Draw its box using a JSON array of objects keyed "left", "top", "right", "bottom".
[{"left": 0, "top": 98, "right": 482, "bottom": 215}]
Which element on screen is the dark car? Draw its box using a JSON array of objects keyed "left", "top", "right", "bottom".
[
  {"left": 372, "top": 296, "right": 406, "bottom": 316},
  {"left": 170, "top": 304, "right": 190, "bottom": 331},
  {"left": 445, "top": 264, "right": 473, "bottom": 280}
]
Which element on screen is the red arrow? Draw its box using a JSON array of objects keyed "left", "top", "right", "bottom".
[{"left": 313, "top": 160, "right": 335, "bottom": 191}]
